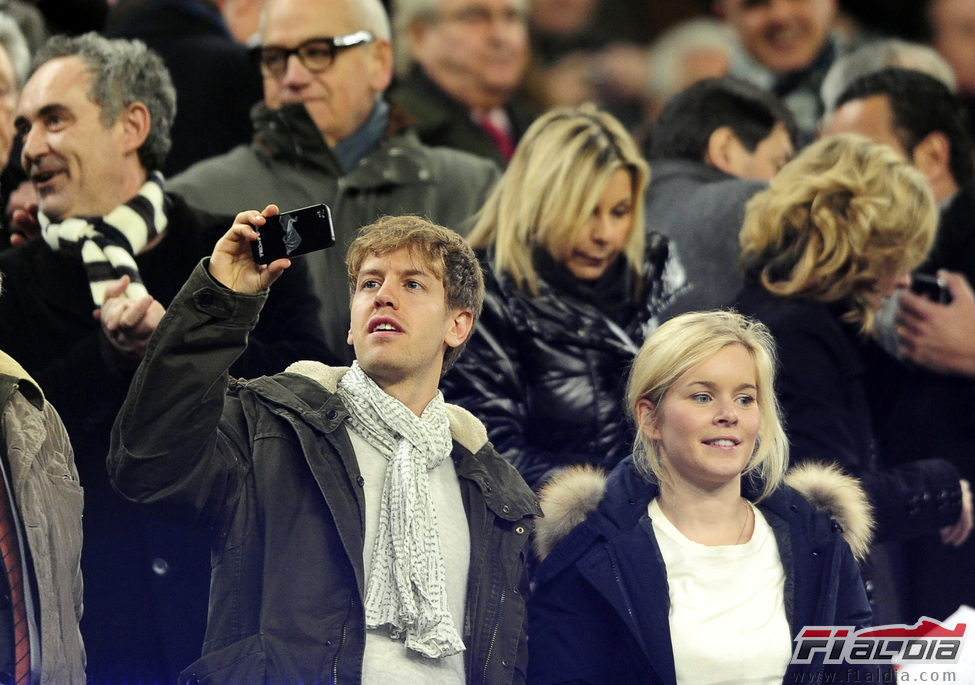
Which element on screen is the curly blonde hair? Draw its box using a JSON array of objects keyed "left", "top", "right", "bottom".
[
  {"left": 625, "top": 310, "right": 788, "bottom": 501},
  {"left": 739, "top": 133, "right": 937, "bottom": 333},
  {"left": 467, "top": 103, "right": 649, "bottom": 295}
]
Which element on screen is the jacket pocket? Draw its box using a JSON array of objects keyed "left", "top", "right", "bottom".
[{"left": 179, "top": 633, "right": 267, "bottom": 685}]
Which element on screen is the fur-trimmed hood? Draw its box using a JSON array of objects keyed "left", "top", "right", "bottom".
[
  {"left": 534, "top": 460, "right": 874, "bottom": 563},
  {"left": 283, "top": 361, "right": 489, "bottom": 456}
]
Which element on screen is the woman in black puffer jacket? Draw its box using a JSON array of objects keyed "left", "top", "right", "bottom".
[{"left": 441, "top": 105, "right": 687, "bottom": 489}]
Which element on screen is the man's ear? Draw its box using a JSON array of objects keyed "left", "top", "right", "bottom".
[
  {"left": 406, "top": 18, "right": 430, "bottom": 60},
  {"left": 635, "top": 397, "right": 661, "bottom": 441},
  {"left": 704, "top": 126, "right": 745, "bottom": 176},
  {"left": 444, "top": 309, "right": 474, "bottom": 350},
  {"left": 120, "top": 101, "right": 151, "bottom": 155},
  {"left": 911, "top": 131, "right": 956, "bottom": 197},
  {"left": 368, "top": 38, "right": 394, "bottom": 94}
]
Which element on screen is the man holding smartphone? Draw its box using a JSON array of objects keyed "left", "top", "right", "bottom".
[
  {"left": 2, "top": 32, "right": 330, "bottom": 683},
  {"left": 109, "top": 210, "right": 539, "bottom": 683}
]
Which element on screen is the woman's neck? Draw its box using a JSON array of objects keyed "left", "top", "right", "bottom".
[{"left": 656, "top": 483, "right": 754, "bottom": 546}]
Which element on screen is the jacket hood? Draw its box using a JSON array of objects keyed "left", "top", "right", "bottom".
[
  {"left": 284, "top": 361, "right": 489, "bottom": 456},
  {"left": 783, "top": 461, "right": 874, "bottom": 561},
  {"left": 534, "top": 460, "right": 874, "bottom": 562}
]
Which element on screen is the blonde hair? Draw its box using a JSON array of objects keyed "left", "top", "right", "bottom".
[
  {"left": 467, "top": 103, "right": 649, "bottom": 295},
  {"left": 625, "top": 310, "right": 789, "bottom": 502},
  {"left": 739, "top": 133, "right": 937, "bottom": 334}
]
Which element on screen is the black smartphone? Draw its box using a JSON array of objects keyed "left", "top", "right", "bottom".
[
  {"left": 910, "top": 272, "right": 952, "bottom": 304},
  {"left": 251, "top": 203, "right": 335, "bottom": 264}
]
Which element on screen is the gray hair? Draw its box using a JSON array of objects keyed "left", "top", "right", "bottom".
[
  {"left": 391, "top": 0, "right": 439, "bottom": 73},
  {"left": 0, "top": 13, "right": 29, "bottom": 86},
  {"left": 648, "top": 17, "right": 735, "bottom": 104},
  {"left": 391, "top": 0, "right": 527, "bottom": 74},
  {"left": 260, "top": 0, "right": 391, "bottom": 42},
  {"left": 820, "top": 39, "right": 957, "bottom": 115},
  {"left": 32, "top": 32, "right": 176, "bottom": 172}
]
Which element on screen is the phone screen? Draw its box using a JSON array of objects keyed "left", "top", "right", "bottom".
[{"left": 251, "top": 203, "right": 336, "bottom": 264}]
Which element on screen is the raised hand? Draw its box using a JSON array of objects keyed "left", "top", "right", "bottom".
[{"left": 209, "top": 204, "right": 291, "bottom": 294}]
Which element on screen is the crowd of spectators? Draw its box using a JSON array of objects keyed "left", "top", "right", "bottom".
[{"left": 0, "top": 0, "right": 973, "bottom": 683}]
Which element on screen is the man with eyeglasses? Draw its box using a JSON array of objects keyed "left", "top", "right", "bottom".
[
  {"left": 170, "top": 0, "right": 501, "bottom": 364},
  {"left": 388, "top": 0, "right": 535, "bottom": 166},
  {"left": 3, "top": 31, "right": 329, "bottom": 684}
]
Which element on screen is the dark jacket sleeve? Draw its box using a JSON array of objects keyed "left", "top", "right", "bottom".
[
  {"left": 232, "top": 256, "right": 336, "bottom": 376},
  {"left": 108, "top": 260, "right": 260, "bottom": 522},
  {"left": 772, "top": 313, "right": 961, "bottom": 542}
]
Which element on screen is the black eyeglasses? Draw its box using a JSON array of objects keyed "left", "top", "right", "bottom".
[{"left": 252, "top": 31, "right": 375, "bottom": 79}]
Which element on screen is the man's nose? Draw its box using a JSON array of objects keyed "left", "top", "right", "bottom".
[
  {"left": 20, "top": 127, "right": 46, "bottom": 168},
  {"left": 373, "top": 281, "right": 397, "bottom": 308},
  {"left": 282, "top": 52, "right": 312, "bottom": 85}
]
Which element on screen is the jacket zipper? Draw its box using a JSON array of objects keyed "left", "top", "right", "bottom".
[
  {"left": 481, "top": 588, "right": 506, "bottom": 683},
  {"left": 331, "top": 597, "right": 353, "bottom": 685}
]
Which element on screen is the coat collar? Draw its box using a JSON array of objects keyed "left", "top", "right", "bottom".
[
  {"left": 250, "top": 100, "right": 440, "bottom": 191},
  {"left": 535, "top": 455, "right": 874, "bottom": 562},
  {"left": 240, "top": 361, "right": 541, "bottom": 521},
  {"left": 0, "top": 350, "right": 44, "bottom": 409}
]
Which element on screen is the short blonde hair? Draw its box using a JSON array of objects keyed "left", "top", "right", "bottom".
[
  {"left": 467, "top": 103, "right": 649, "bottom": 295},
  {"left": 625, "top": 310, "right": 788, "bottom": 502},
  {"left": 739, "top": 133, "right": 937, "bottom": 334}
]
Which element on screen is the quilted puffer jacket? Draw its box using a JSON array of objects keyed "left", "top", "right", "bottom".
[{"left": 441, "top": 236, "right": 686, "bottom": 489}]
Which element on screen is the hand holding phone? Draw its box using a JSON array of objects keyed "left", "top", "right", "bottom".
[
  {"left": 910, "top": 272, "right": 953, "bottom": 304},
  {"left": 251, "top": 203, "right": 336, "bottom": 264}
]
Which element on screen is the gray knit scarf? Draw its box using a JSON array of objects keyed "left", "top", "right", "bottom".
[
  {"left": 337, "top": 362, "right": 465, "bottom": 658},
  {"left": 39, "top": 172, "right": 168, "bottom": 306}
]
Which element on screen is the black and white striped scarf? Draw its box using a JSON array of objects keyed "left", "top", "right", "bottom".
[{"left": 39, "top": 172, "right": 167, "bottom": 306}]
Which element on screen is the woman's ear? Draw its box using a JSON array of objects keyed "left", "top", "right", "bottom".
[{"left": 635, "top": 397, "right": 660, "bottom": 441}]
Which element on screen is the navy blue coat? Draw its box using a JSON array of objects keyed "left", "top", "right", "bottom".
[{"left": 527, "top": 457, "right": 886, "bottom": 684}]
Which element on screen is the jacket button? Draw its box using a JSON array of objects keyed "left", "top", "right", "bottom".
[
  {"left": 151, "top": 558, "right": 170, "bottom": 576},
  {"left": 811, "top": 550, "right": 819, "bottom": 557},
  {"left": 515, "top": 525, "right": 525, "bottom": 535},
  {"left": 502, "top": 504, "right": 510, "bottom": 514},
  {"left": 326, "top": 409, "right": 338, "bottom": 420},
  {"left": 790, "top": 504, "right": 799, "bottom": 512},
  {"left": 325, "top": 639, "right": 333, "bottom": 647},
  {"left": 197, "top": 291, "right": 214, "bottom": 307},
  {"left": 356, "top": 476, "right": 365, "bottom": 487},
  {"left": 185, "top": 676, "right": 200, "bottom": 685}
]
